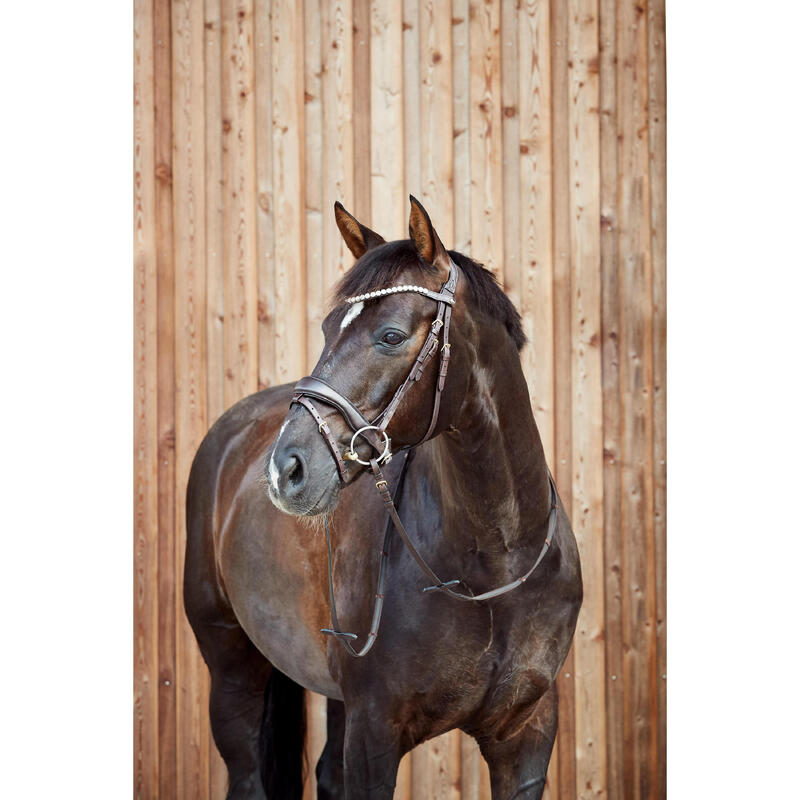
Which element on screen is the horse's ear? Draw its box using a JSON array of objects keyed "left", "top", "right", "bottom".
[
  {"left": 408, "top": 195, "right": 449, "bottom": 271},
  {"left": 334, "top": 202, "right": 385, "bottom": 259}
]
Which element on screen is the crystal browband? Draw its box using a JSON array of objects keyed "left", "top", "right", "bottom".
[{"left": 346, "top": 285, "right": 456, "bottom": 305}]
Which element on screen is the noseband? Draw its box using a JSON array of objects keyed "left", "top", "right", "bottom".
[{"left": 290, "top": 259, "right": 559, "bottom": 657}]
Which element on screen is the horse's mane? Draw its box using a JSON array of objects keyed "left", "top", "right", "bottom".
[{"left": 332, "top": 240, "right": 526, "bottom": 351}]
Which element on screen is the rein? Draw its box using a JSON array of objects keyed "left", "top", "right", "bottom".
[{"left": 291, "top": 260, "right": 559, "bottom": 657}]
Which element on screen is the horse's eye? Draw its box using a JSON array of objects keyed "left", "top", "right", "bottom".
[{"left": 380, "top": 331, "right": 406, "bottom": 346}]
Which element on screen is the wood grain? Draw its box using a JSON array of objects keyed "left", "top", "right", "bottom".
[
  {"left": 468, "top": 0, "right": 503, "bottom": 280},
  {"left": 255, "top": 0, "right": 276, "bottom": 390},
  {"left": 403, "top": 0, "right": 421, "bottom": 201},
  {"left": 305, "top": 0, "right": 324, "bottom": 383},
  {"left": 598, "top": 0, "right": 623, "bottom": 797},
  {"left": 171, "top": 1, "right": 210, "bottom": 798},
  {"left": 204, "top": 0, "right": 225, "bottom": 433},
  {"left": 352, "top": 0, "right": 371, "bottom": 224},
  {"left": 133, "top": 1, "right": 159, "bottom": 795},
  {"left": 549, "top": 0, "right": 577, "bottom": 796},
  {"left": 616, "top": 0, "right": 657, "bottom": 797},
  {"left": 567, "top": 0, "right": 608, "bottom": 797},
  {"left": 451, "top": 0, "right": 471, "bottom": 254},
  {"left": 272, "top": 0, "right": 307, "bottom": 378},
  {"left": 322, "top": 0, "right": 354, "bottom": 291},
  {"left": 370, "top": 0, "right": 404, "bottom": 237},
  {"left": 222, "top": 0, "right": 258, "bottom": 405},
  {"left": 519, "top": 0, "right": 554, "bottom": 464},
  {"left": 133, "top": 2, "right": 668, "bottom": 795},
  {"left": 647, "top": 3, "right": 667, "bottom": 797},
  {"left": 152, "top": 0, "right": 177, "bottom": 794}
]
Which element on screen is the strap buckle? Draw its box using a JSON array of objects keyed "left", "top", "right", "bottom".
[
  {"left": 422, "top": 579, "right": 461, "bottom": 593},
  {"left": 375, "top": 479, "right": 388, "bottom": 491},
  {"left": 320, "top": 628, "right": 358, "bottom": 639}
]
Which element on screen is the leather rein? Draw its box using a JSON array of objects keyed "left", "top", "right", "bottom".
[{"left": 291, "top": 260, "right": 559, "bottom": 657}]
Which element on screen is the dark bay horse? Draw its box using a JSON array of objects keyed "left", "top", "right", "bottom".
[{"left": 184, "top": 197, "right": 582, "bottom": 799}]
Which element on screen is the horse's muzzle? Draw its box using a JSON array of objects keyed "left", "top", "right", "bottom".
[{"left": 265, "top": 408, "right": 342, "bottom": 516}]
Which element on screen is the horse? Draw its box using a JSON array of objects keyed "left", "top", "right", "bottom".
[{"left": 184, "top": 196, "right": 582, "bottom": 800}]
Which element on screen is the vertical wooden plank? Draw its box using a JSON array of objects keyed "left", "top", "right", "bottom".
[
  {"left": 549, "top": 0, "right": 577, "bottom": 793},
  {"left": 616, "top": 0, "right": 656, "bottom": 797},
  {"left": 394, "top": 754, "right": 412, "bottom": 800},
  {"left": 205, "top": 0, "right": 226, "bottom": 437},
  {"left": 134, "top": 1, "right": 159, "bottom": 795},
  {"left": 647, "top": 2, "right": 666, "bottom": 797},
  {"left": 322, "top": 0, "right": 355, "bottom": 290},
  {"left": 460, "top": 733, "right": 490, "bottom": 800},
  {"left": 597, "top": 1, "right": 623, "bottom": 798},
  {"left": 412, "top": 735, "right": 461, "bottom": 800},
  {"left": 370, "top": 0, "right": 404, "bottom": 237},
  {"left": 567, "top": 0, "right": 607, "bottom": 797},
  {"left": 519, "top": 0, "right": 554, "bottom": 464},
  {"left": 501, "top": 0, "right": 520, "bottom": 313},
  {"left": 469, "top": 0, "right": 503, "bottom": 279},
  {"left": 171, "top": 1, "right": 209, "bottom": 798},
  {"left": 272, "top": 0, "right": 307, "bottom": 380},
  {"left": 222, "top": 0, "right": 258, "bottom": 405},
  {"left": 153, "top": 0, "right": 177, "bottom": 794},
  {"left": 419, "top": 0, "right": 453, "bottom": 237},
  {"left": 352, "top": 0, "right": 371, "bottom": 224},
  {"left": 304, "top": 693, "right": 328, "bottom": 800},
  {"left": 255, "top": 0, "right": 277, "bottom": 390},
  {"left": 451, "top": 0, "right": 470, "bottom": 254},
  {"left": 403, "top": 0, "right": 421, "bottom": 199},
  {"left": 305, "top": 0, "right": 323, "bottom": 376}
]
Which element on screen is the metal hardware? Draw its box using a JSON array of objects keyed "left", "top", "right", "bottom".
[
  {"left": 320, "top": 628, "right": 358, "bottom": 639},
  {"left": 342, "top": 450, "right": 359, "bottom": 461},
  {"left": 347, "top": 425, "right": 391, "bottom": 466},
  {"left": 375, "top": 479, "right": 388, "bottom": 490},
  {"left": 422, "top": 579, "right": 461, "bottom": 593}
]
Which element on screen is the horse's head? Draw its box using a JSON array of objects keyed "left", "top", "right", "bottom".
[{"left": 265, "top": 196, "right": 473, "bottom": 516}]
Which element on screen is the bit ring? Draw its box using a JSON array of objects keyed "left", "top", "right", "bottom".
[{"left": 346, "top": 426, "right": 391, "bottom": 466}]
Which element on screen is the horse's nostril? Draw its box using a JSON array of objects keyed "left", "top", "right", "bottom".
[
  {"left": 287, "top": 455, "right": 303, "bottom": 485},
  {"left": 279, "top": 450, "right": 307, "bottom": 496}
]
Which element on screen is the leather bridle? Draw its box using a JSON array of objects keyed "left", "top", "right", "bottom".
[{"left": 290, "top": 259, "right": 559, "bottom": 657}]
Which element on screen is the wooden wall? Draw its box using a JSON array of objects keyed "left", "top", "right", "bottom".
[{"left": 133, "top": 0, "right": 666, "bottom": 797}]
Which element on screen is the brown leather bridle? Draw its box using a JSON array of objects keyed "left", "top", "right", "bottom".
[{"left": 291, "top": 260, "right": 559, "bottom": 657}]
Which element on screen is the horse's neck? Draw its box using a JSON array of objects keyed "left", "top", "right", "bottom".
[{"left": 434, "top": 341, "right": 552, "bottom": 559}]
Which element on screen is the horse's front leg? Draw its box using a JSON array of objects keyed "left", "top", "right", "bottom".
[
  {"left": 478, "top": 684, "right": 558, "bottom": 800},
  {"left": 342, "top": 706, "right": 403, "bottom": 800}
]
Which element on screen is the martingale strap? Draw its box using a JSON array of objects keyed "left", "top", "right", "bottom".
[
  {"left": 321, "top": 454, "right": 559, "bottom": 654},
  {"left": 370, "top": 460, "right": 560, "bottom": 603},
  {"left": 320, "top": 450, "right": 414, "bottom": 658}
]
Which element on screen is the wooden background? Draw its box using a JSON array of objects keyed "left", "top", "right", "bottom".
[{"left": 134, "top": 0, "right": 666, "bottom": 797}]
